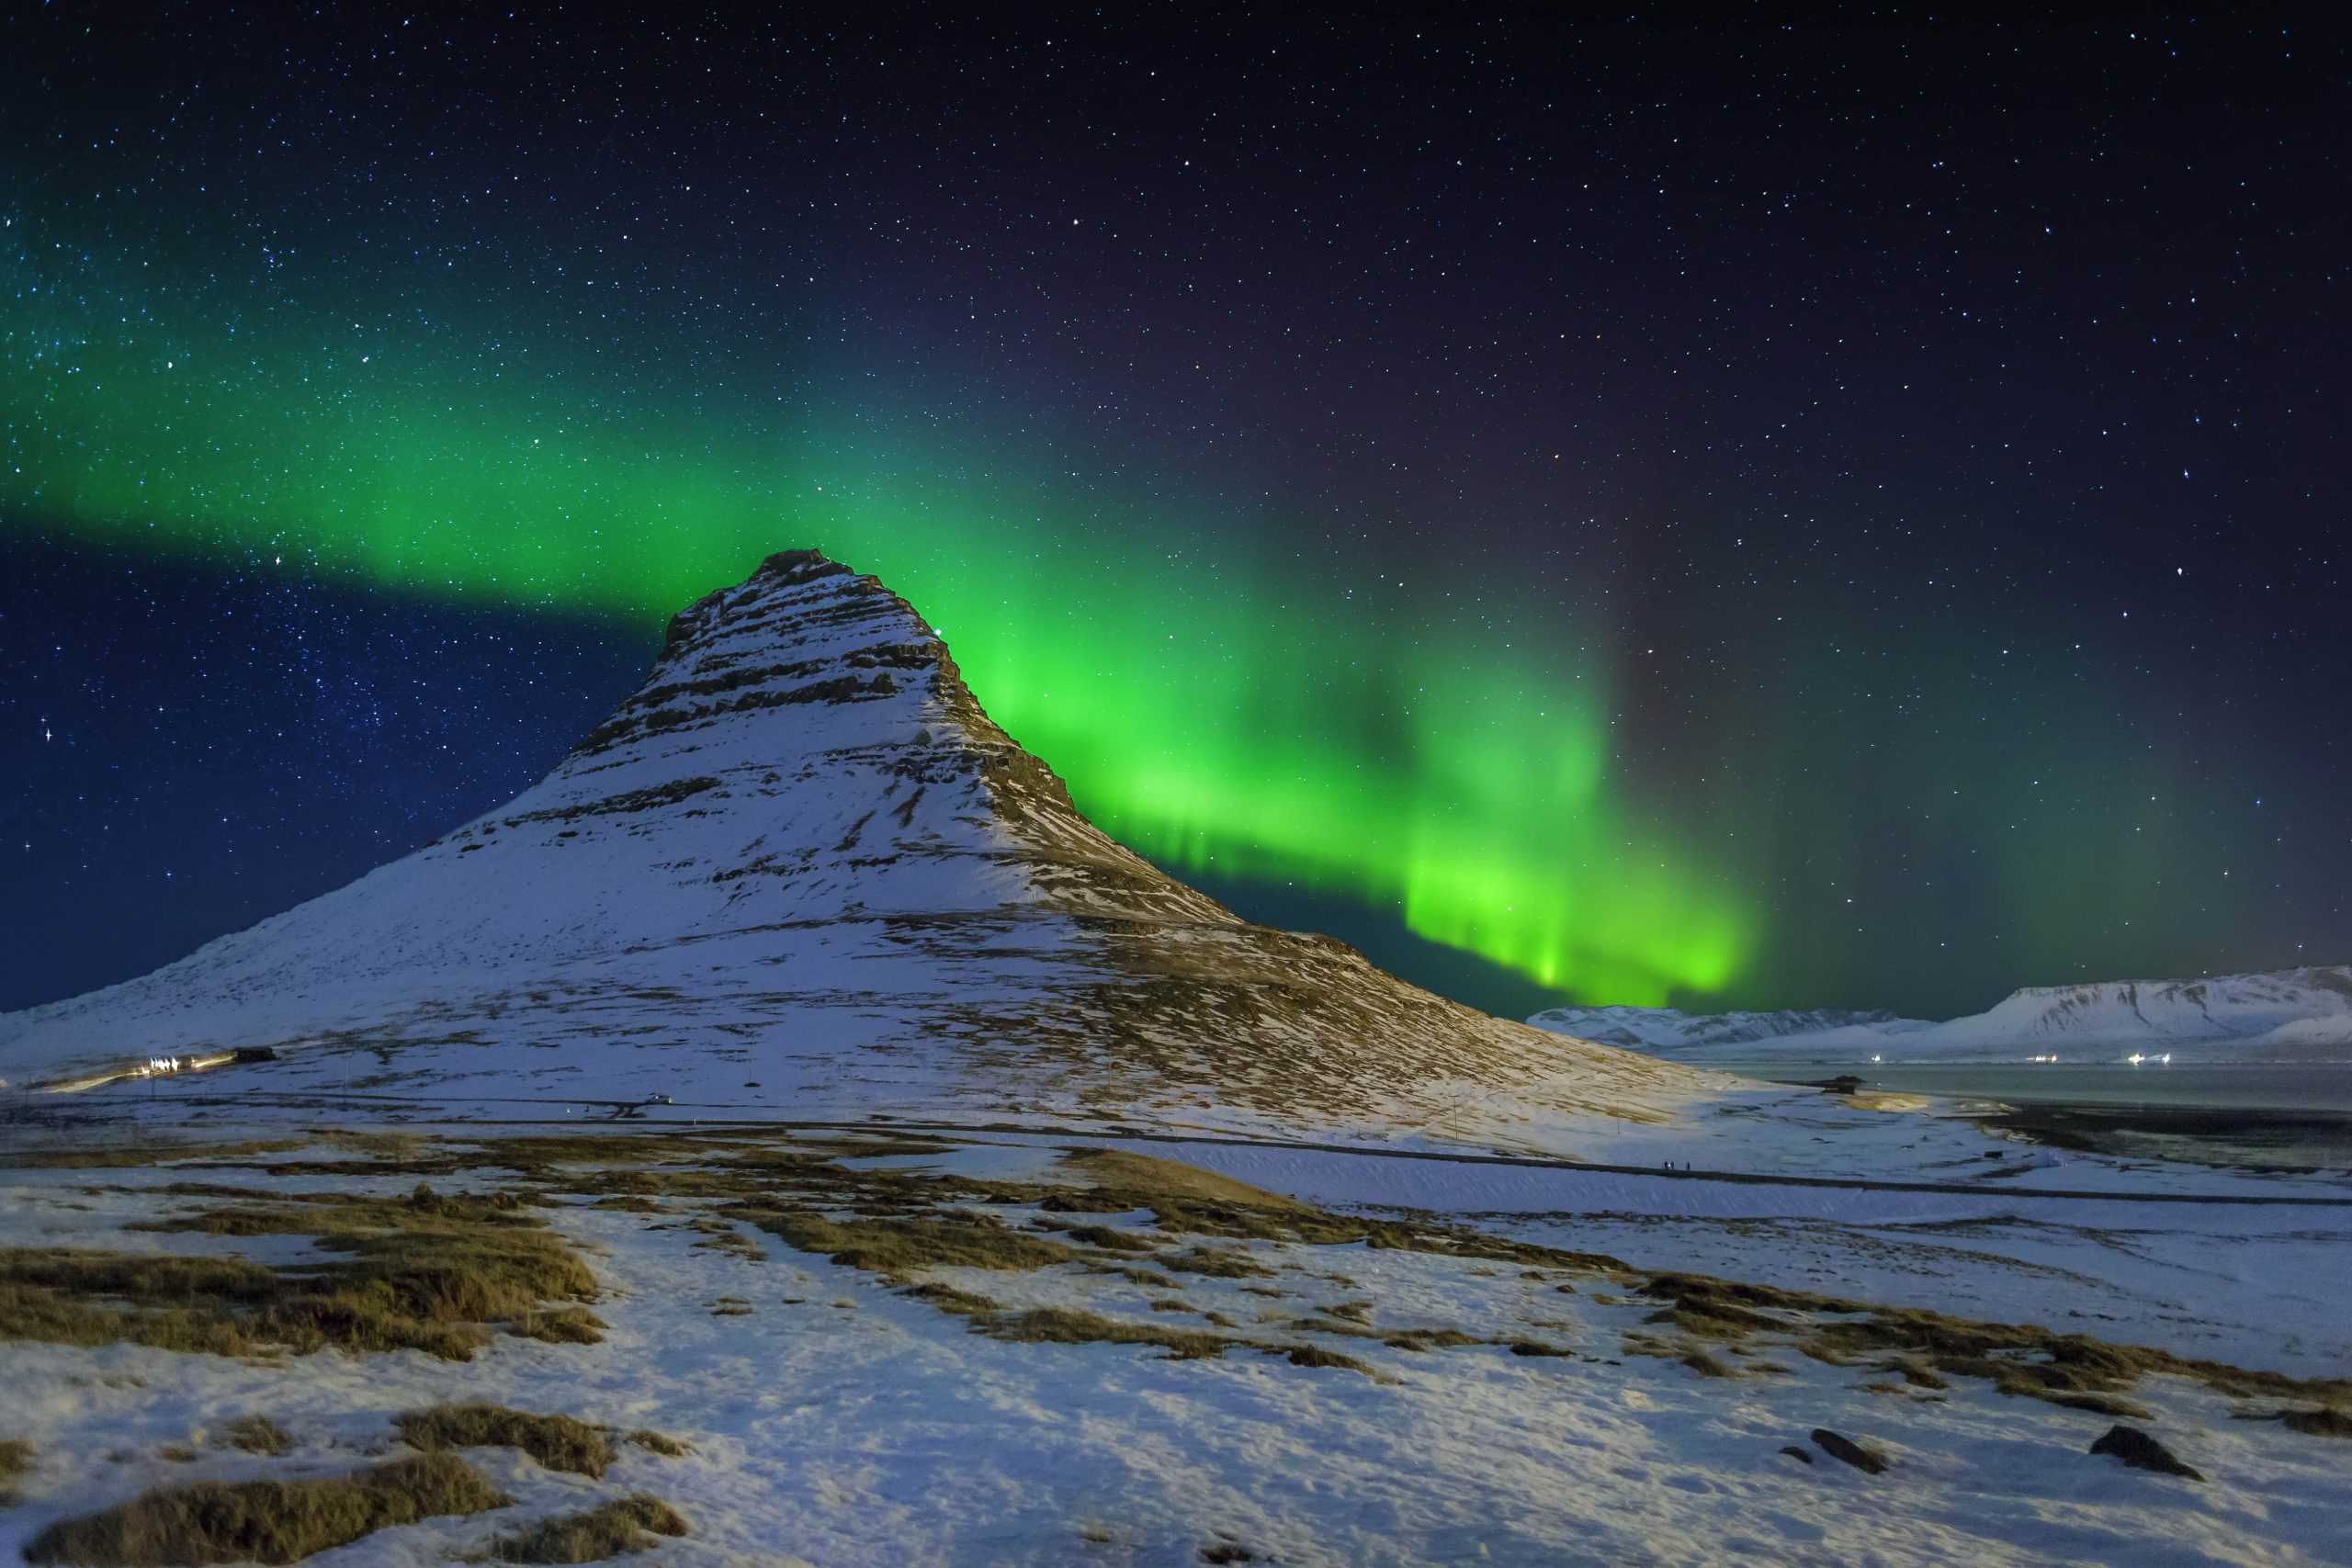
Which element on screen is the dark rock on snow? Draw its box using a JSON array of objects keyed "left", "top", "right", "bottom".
[
  {"left": 1809, "top": 1428, "right": 1887, "bottom": 1474},
  {"left": 2280, "top": 1407, "right": 2352, "bottom": 1439},
  {"left": 2089, "top": 1425, "right": 2203, "bottom": 1481}
]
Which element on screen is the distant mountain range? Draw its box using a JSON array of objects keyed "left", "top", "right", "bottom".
[
  {"left": 1530, "top": 966, "right": 2352, "bottom": 1063},
  {"left": 0, "top": 550, "right": 1705, "bottom": 1140}
]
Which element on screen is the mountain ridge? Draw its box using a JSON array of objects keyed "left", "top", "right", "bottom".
[
  {"left": 1530, "top": 964, "right": 2352, "bottom": 1062},
  {"left": 1522, "top": 1005, "right": 1930, "bottom": 1053}
]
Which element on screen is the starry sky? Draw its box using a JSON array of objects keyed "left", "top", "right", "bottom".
[{"left": 5, "top": 6, "right": 2347, "bottom": 1021}]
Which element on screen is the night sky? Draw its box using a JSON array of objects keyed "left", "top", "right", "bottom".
[{"left": 5, "top": 7, "right": 2346, "bottom": 1022}]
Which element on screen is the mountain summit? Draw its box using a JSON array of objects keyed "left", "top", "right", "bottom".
[{"left": 3, "top": 550, "right": 1702, "bottom": 1139}]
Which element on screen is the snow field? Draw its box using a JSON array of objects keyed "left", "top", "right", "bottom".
[{"left": 1, "top": 1134, "right": 2346, "bottom": 1567}]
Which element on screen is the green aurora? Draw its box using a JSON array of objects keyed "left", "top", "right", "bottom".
[{"left": 2, "top": 223, "right": 1751, "bottom": 1004}]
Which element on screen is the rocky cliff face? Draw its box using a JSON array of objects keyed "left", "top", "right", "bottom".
[{"left": 1, "top": 550, "right": 1707, "bottom": 1139}]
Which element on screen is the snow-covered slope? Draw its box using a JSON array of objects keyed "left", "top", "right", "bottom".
[
  {"left": 1922, "top": 969, "right": 2352, "bottom": 1053},
  {"left": 1530, "top": 967, "right": 2352, "bottom": 1063},
  {"left": 0, "top": 550, "right": 1707, "bottom": 1135},
  {"left": 1524, "top": 1005, "right": 1930, "bottom": 1053}
]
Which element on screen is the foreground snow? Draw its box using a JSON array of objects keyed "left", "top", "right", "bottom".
[
  {"left": 1141, "top": 1139, "right": 2352, "bottom": 1378},
  {"left": 0, "top": 1118, "right": 2346, "bottom": 1567}
]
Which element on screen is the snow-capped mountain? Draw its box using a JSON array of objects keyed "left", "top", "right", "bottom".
[
  {"left": 1919, "top": 968, "right": 2352, "bottom": 1054},
  {"left": 1530, "top": 967, "right": 2352, "bottom": 1063},
  {"left": 0, "top": 550, "right": 1706, "bottom": 1136},
  {"left": 1523, "top": 1006, "right": 1931, "bottom": 1053}
]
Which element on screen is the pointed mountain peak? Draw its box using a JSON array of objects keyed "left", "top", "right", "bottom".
[{"left": 578, "top": 546, "right": 956, "bottom": 763}]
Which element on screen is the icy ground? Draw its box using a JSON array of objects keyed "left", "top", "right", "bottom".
[{"left": 1, "top": 1118, "right": 2346, "bottom": 1567}]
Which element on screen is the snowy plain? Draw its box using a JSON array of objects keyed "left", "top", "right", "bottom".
[{"left": 2, "top": 1121, "right": 2346, "bottom": 1568}]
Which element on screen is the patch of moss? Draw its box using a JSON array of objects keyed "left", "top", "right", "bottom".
[
  {"left": 904, "top": 1279, "right": 1385, "bottom": 1374},
  {"left": 489, "top": 1495, "right": 687, "bottom": 1562},
  {"left": 0, "top": 1183, "right": 600, "bottom": 1362},
  {"left": 0, "top": 1251, "right": 285, "bottom": 1357},
  {"left": 1156, "top": 1247, "right": 1272, "bottom": 1280},
  {"left": 1, "top": 1438, "right": 33, "bottom": 1506},
  {"left": 983, "top": 1306, "right": 1236, "bottom": 1360},
  {"left": 216, "top": 1416, "right": 292, "bottom": 1456},
  {"left": 1643, "top": 1295, "right": 1788, "bottom": 1341},
  {"left": 1285, "top": 1316, "right": 1385, "bottom": 1340},
  {"left": 625, "top": 1430, "right": 690, "bottom": 1457},
  {"left": 1048, "top": 1224, "right": 1157, "bottom": 1255},
  {"left": 511, "top": 1306, "right": 607, "bottom": 1345},
  {"left": 394, "top": 1404, "right": 616, "bottom": 1478},
  {"left": 741, "top": 1208, "right": 1082, "bottom": 1282},
  {"left": 1680, "top": 1349, "right": 1736, "bottom": 1378},
  {"left": 259, "top": 1191, "right": 594, "bottom": 1350},
  {"left": 1282, "top": 1344, "right": 1374, "bottom": 1373},
  {"left": 1088, "top": 1264, "right": 1182, "bottom": 1288},
  {"left": 132, "top": 1183, "right": 541, "bottom": 1237},
  {"left": 20, "top": 1452, "right": 508, "bottom": 1566},
  {"left": 900, "top": 1281, "right": 1006, "bottom": 1316}
]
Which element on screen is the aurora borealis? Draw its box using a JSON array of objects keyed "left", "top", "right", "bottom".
[
  {"left": 6, "top": 8, "right": 2346, "bottom": 1019},
  {"left": 3, "top": 248, "right": 1746, "bottom": 1004}
]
